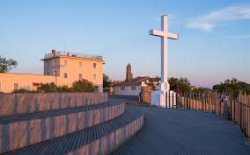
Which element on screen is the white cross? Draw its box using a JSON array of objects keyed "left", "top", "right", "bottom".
[{"left": 149, "top": 14, "right": 179, "bottom": 92}]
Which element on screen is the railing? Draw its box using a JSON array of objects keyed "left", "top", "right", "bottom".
[
  {"left": 44, "top": 51, "right": 103, "bottom": 60},
  {"left": 231, "top": 93, "right": 250, "bottom": 139},
  {"left": 177, "top": 92, "right": 250, "bottom": 139}
]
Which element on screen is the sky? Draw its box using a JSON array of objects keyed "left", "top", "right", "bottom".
[{"left": 0, "top": 0, "right": 250, "bottom": 88}]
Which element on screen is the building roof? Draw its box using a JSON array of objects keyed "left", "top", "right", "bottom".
[
  {"left": 113, "top": 76, "right": 160, "bottom": 87},
  {"left": 42, "top": 50, "right": 104, "bottom": 61}
]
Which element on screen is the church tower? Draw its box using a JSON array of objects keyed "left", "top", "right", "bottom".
[{"left": 126, "top": 63, "right": 133, "bottom": 81}]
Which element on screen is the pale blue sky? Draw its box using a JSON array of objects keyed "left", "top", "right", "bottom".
[{"left": 1, "top": 0, "right": 250, "bottom": 87}]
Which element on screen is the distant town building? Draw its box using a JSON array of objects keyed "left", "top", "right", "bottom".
[
  {"left": 113, "top": 64, "right": 160, "bottom": 96},
  {"left": 0, "top": 50, "right": 104, "bottom": 93}
]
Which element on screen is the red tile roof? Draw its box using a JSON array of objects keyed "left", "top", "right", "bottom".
[{"left": 113, "top": 76, "right": 160, "bottom": 87}]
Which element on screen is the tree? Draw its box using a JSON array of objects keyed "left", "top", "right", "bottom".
[
  {"left": 169, "top": 77, "right": 191, "bottom": 93},
  {"left": 0, "top": 56, "right": 18, "bottom": 73},
  {"left": 103, "top": 74, "right": 111, "bottom": 88},
  {"left": 213, "top": 78, "right": 250, "bottom": 97},
  {"left": 192, "top": 87, "right": 211, "bottom": 94}
]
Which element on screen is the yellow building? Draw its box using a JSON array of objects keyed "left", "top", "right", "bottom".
[{"left": 0, "top": 50, "right": 104, "bottom": 93}]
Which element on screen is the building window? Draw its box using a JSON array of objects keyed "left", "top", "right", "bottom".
[
  {"left": 46, "top": 71, "right": 49, "bottom": 75},
  {"left": 79, "top": 61, "right": 82, "bottom": 67},
  {"left": 132, "top": 86, "right": 136, "bottom": 90},
  {"left": 55, "top": 60, "right": 57, "bottom": 66},
  {"left": 79, "top": 74, "right": 82, "bottom": 80},
  {"left": 64, "top": 73, "right": 68, "bottom": 79},
  {"left": 93, "top": 63, "right": 97, "bottom": 69},
  {"left": 121, "top": 86, "right": 125, "bottom": 90},
  {"left": 14, "top": 83, "right": 19, "bottom": 91},
  {"left": 64, "top": 60, "right": 68, "bottom": 66},
  {"left": 93, "top": 74, "right": 97, "bottom": 80},
  {"left": 54, "top": 71, "right": 57, "bottom": 76}
]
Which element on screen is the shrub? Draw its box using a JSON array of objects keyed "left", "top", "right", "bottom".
[
  {"left": 72, "top": 79, "right": 95, "bottom": 92},
  {"left": 37, "top": 83, "right": 58, "bottom": 92},
  {"left": 57, "top": 85, "right": 73, "bottom": 92},
  {"left": 36, "top": 79, "right": 95, "bottom": 93},
  {"left": 13, "top": 88, "right": 36, "bottom": 93}
]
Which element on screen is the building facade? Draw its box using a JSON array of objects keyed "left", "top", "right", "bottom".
[
  {"left": 113, "top": 76, "right": 160, "bottom": 96},
  {"left": 112, "top": 64, "right": 160, "bottom": 96},
  {"left": 0, "top": 50, "right": 104, "bottom": 93}
]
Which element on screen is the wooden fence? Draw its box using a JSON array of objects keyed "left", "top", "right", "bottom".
[{"left": 177, "top": 92, "right": 250, "bottom": 139}]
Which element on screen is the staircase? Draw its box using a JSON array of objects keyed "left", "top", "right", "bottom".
[{"left": 0, "top": 93, "right": 144, "bottom": 155}]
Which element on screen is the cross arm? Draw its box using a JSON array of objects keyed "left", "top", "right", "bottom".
[
  {"left": 167, "top": 32, "right": 179, "bottom": 40},
  {"left": 149, "top": 29, "right": 165, "bottom": 37}
]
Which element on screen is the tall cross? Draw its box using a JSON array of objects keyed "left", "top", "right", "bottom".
[{"left": 149, "top": 14, "right": 179, "bottom": 92}]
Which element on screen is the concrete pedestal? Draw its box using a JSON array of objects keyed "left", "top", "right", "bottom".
[
  {"left": 151, "top": 90, "right": 167, "bottom": 108},
  {"left": 151, "top": 90, "right": 176, "bottom": 108}
]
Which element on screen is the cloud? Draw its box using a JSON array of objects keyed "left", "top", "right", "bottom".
[{"left": 187, "top": 5, "right": 250, "bottom": 32}]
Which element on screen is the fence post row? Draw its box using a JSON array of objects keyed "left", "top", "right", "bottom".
[{"left": 177, "top": 92, "right": 250, "bottom": 139}]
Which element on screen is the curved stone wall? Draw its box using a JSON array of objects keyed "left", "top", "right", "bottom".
[
  {"left": 67, "top": 115, "right": 144, "bottom": 155},
  {"left": 0, "top": 103, "right": 124, "bottom": 154},
  {"left": 0, "top": 93, "right": 108, "bottom": 116}
]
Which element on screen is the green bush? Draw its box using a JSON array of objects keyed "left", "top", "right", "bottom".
[
  {"left": 36, "top": 79, "right": 95, "bottom": 93},
  {"left": 72, "top": 79, "right": 95, "bottom": 92},
  {"left": 37, "top": 83, "right": 58, "bottom": 92},
  {"left": 13, "top": 88, "right": 36, "bottom": 93},
  {"left": 57, "top": 85, "right": 73, "bottom": 92}
]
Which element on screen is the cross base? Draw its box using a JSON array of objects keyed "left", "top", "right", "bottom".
[{"left": 151, "top": 82, "right": 177, "bottom": 108}]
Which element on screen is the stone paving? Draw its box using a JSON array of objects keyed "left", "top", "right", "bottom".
[{"left": 110, "top": 104, "right": 250, "bottom": 155}]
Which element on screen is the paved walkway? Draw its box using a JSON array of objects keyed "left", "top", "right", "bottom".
[{"left": 110, "top": 101, "right": 250, "bottom": 155}]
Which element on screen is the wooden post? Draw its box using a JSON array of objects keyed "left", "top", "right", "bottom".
[
  {"left": 192, "top": 93, "right": 194, "bottom": 110},
  {"left": 247, "top": 104, "right": 249, "bottom": 138},
  {"left": 216, "top": 93, "right": 219, "bottom": 115},
  {"left": 198, "top": 93, "right": 201, "bottom": 110},
  {"left": 204, "top": 93, "right": 207, "bottom": 112},
  {"left": 202, "top": 93, "right": 205, "bottom": 111},
  {"left": 209, "top": 93, "right": 212, "bottom": 113},
  {"left": 248, "top": 94, "right": 250, "bottom": 138}
]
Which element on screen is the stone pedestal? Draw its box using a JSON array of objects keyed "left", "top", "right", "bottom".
[
  {"left": 151, "top": 82, "right": 176, "bottom": 108},
  {"left": 151, "top": 90, "right": 168, "bottom": 107}
]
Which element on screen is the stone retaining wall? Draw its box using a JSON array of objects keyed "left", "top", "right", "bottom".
[
  {"left": 0, "top": 93, "right": 108, "bottom": 116},
  {"left": 67, "top": 115, "right": 144, "bottom": 155},
  {"left": 141, "top": 87, "right": 152, "bottom": 104},
  {"left": 0, "top": 103, "right": 124, "bottom": 154}
]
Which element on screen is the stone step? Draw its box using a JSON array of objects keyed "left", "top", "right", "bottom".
[
  {"left": 0, "top": 100, "right": 125, "bottom": 154},
  {"left": 3, "top": 108, "right": 144, "bottom": 155}
]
